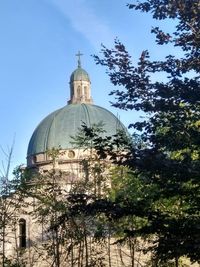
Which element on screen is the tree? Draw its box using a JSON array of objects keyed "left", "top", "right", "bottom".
[
  {"left": 18, "top": 146, "right": 111, "bottom": 267},
  {"left": 68, "top": 123, "right": 153, "bottom": 266},
  {"left": 19, "top": 148, "right": 68, "bottom": 267},
  {"left": 0, "top": 143, "right": 27, "bottom": 267},
  {"left": 49, "top": 124, "right": 147, "bottom": 267},
  {"left": 92, "top": 0, "right": 200, "bottom": 265}
]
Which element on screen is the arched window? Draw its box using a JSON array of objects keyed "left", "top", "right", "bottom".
[
  {"left": 19, "top": 218, "right": 26, "bottom": 248},
  {"left": 84, "top": 86, "right": 88, "bottom": 99},
  {"left": 77, "top": 86, "right": 81, "bottom": 98}
]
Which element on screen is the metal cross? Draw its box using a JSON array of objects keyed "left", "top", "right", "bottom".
[{"left": 76, "top": 51, "right": 83, "bottom": 68}]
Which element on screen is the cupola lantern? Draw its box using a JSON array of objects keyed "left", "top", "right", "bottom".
[{"left": 68, "top": 52, "right": 93, "bottom": 104}]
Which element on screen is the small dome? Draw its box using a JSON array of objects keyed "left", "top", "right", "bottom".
[
  {"left": 70, "top": 67, "right": 90, "bottom": 83},
  {"left": 27, "top": 103, "right": 126, "bottom": 157}
]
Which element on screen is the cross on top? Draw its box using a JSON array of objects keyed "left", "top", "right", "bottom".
[{"left": 76, "top": 51, "right": 83, "bottom": 68}]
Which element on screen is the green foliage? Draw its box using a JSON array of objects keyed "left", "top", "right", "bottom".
[
  {"left": 0, "top": 144, "right": 29, "bottom": 267},
  {"left": 92, "top": 0, "right": 200, "bottom": 265}
]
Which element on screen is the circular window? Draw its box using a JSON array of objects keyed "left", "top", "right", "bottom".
[{"left": 68, "top": 150, "right": 75, "bottom": 159}]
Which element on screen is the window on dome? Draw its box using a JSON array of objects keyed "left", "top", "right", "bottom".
[
  {"left": 19, "top": 218, "right": 26, "bottom": 248},
  {"left": 68, "top": 150, "right": 75, "bottom": 159}
]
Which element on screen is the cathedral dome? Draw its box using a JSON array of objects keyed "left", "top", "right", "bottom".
[
  {"left": 27, "top": 53, "right": 127, "bottom": 168},
  {"left": 27, "top": 103, "right": 126, "bottom": 157}
]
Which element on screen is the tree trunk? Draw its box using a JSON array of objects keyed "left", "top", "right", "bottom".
[
  {"left": 129, "top": 237, "right": 135, "bottom": 267},
  {"left": 175, "top": 257, "right": 179, "bottom": 267},
  {"left": 108, "top": 224, "right": 112, "bottom": 267},
  {"left": 84, "top": 227, "right": 88, "bottom": 267}
]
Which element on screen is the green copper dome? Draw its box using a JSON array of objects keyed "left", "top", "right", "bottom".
[
  {"left": 27, "top": 103, "right": 126, "bottom": 156},
  {"left": 70, "top": 67, "right": 90, "bottom": 83}
]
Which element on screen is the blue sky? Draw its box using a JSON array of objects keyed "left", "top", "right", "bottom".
[{"left": 0, "top": 0, "right": 177, "bottom": 173}]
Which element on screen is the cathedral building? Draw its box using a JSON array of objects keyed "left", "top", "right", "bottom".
[
  {"left": 3, "top": 54, "right": 139, "bottom": 267},
  {"left": 2, "top": 54, "right": 198, "bottom": 267}
]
